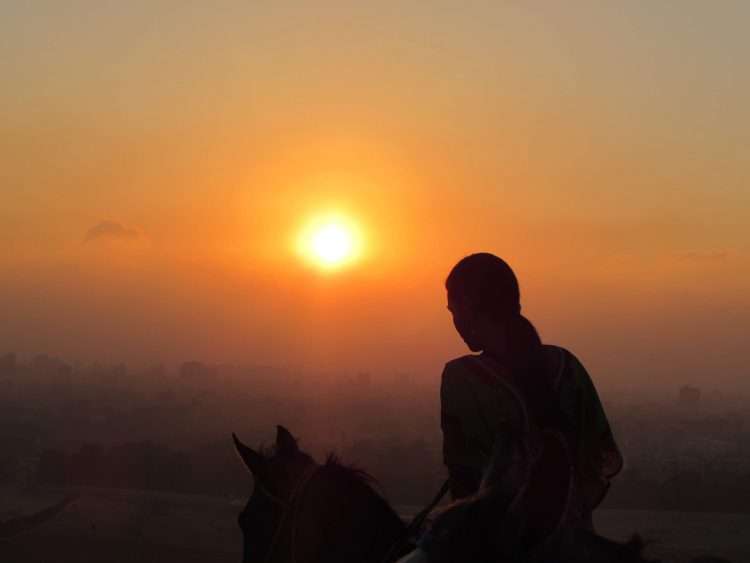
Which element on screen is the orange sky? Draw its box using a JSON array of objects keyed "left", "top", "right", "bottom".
[{"left": 1, "top": 2, "right": 748, "bottom": 392}]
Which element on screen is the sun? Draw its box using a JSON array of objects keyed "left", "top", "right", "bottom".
[
  {"left": 297, "top": 214, "right": 362, "bottom": 270},
  {"left": 310, "top": 223, "right": 353, "bottom": 265}
]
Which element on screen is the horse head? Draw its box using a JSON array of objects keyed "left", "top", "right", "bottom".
[{"left": 232, "top": 425, "right": 317, "bottom": 563}]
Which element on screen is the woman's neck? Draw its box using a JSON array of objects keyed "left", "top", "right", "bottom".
[{"left": 481, "top": 336, "right": 512, "bottom": 363}]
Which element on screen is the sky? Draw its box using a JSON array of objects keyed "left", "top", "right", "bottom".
[{"left": 1, "top": 2, "right": 748, "bottom": 392}]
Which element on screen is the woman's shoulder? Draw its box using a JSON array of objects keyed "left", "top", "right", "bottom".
[
  {"left": 442, "top": 353, "right": 517, "bottom": 378},
  {"left": 540, "top": 343, "right": 577, "bottom": 361},
  {"left": 441, "top": 355, "right": 481, "bottom": 383},
  {"left": 440, "top": 356, "right": 480, "bottom": 410},
  {"left": 441, "top": 354, "right": 519, "bottom": 400},
  {"left": 444, "top": 354, "right": 479, "bottom": 371},
  {"left": 440, "top": 355, "right": 525, "bottom": 423}
]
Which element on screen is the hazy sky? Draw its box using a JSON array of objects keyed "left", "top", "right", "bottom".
[{"left": 2, "top": 2, "right": 748, "bottom": 391}]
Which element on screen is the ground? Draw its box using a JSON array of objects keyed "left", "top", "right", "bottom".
[{"left": 1, "top": 487, "right": 746, "bottom": 562}]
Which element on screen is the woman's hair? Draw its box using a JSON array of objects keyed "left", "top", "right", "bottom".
[
  {"left": 445, "top": 253, "right": 561, "bottom": 429},
  {"left": 445, "top": 253, "right": 539, "bottom": 360}
]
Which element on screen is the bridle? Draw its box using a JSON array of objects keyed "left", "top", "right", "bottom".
[{"left": 254, "top": 463, "right": 321, "bottom": 563}]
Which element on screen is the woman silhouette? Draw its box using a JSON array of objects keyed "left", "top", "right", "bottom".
[{"left": 439, "top": 253, "right": 622, "bottom": 534}]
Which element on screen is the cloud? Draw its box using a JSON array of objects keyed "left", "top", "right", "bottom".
[
  {"left": 84, "top": 220, "right": 139, "bottom": 243},
  {"left": 678, "top": 251, "right": 728, "bottom": 262}
]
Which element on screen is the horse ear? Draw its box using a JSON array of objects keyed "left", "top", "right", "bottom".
[
  {"left": 276, "top": 425, "right": 299, "bottom": 455},
  {"left": 232, "top": 433, "right": 264, "bottom": 475}
]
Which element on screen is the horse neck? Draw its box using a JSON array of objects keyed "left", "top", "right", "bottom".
[{"left": 295, "top": 463, "right": 407, "bottom": 562}]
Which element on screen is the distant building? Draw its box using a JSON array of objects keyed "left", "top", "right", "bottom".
[
  {"left": 179, "top": 360, "right": 211, "bottom": 380},
  {"left": 147, "top": 364, "right": 166, "bottom": 379},
  {"left": 356, "top": 371, "right": 372, "bottom": 389},
  {"left": 0, "top": 353, "right": 16, "bottom": 376},
  {"left": 31, "top": 354, "right": 72, "bottom": 380},
  {"left": 679, "top": 385, "right": 701, "bottom": 407}
]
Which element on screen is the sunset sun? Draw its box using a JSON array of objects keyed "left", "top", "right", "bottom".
[{"left": 297, "top": 214, "right": 362, "bottom": 270}]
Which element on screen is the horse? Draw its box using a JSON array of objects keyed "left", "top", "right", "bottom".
[
  {"left": 232, "top": 426, "right": 410, "bottom": 562},
  {"left": 232, "top": 426, "right": 725, "bottom": 563}
]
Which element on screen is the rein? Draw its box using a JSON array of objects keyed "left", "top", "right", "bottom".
[{"left": 380, "top": 478, "right": 452, "bottom": 563}]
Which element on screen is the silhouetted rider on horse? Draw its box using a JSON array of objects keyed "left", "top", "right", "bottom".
[{"left": 409, "top": 253, "right": 623, "bottom": 561}]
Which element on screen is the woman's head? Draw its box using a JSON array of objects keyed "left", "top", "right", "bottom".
[
  {"left": 447, "top": 253, "right": 561, "bottom": 428},
  {"left": 445, "top": 253, "right": 522, "bottom": 353}
]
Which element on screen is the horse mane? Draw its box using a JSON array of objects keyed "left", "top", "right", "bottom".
[
  {"left": 321, "top": 453, "right": 406, "bottom": 522},
  {"left": 322, "top": 453, "right": 380, "bottom": 490},
  {"left": 318, "top": 453, "right": 411, "bottom": 559},
  {"left": 255, "top": 443, "right": 385, "bottom": 501}
]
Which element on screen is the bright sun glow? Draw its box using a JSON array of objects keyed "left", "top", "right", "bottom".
[
  {"left": 297, "top": 214, "right": 362, "bottom": 270},
  {"left": 311, "top": 224, "right": 352, "bottom": 264}
]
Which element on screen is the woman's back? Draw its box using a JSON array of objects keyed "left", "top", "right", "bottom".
[{"left": 441, "top": 344, "right": 622, "bottom": 521}]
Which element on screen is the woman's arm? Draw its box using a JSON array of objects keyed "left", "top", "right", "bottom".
[
  {"left": 445, "top": 464, "right": 482, "bottom": 500},
  {"left": 440, "top": 360, "right": 484, "bottom": 499},
  {"left": 564, "top": 350, "right": 624, "bottom": 509},
  {"left": 570, "top": 352, "right": 623, "bottom": 477},
  {"left": 441, "top": 357, "right": 524, "bottom": 500}
]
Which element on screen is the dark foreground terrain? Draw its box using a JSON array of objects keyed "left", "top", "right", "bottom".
[{"left": 2, "top": 487, "right": 747, "bottom": 563}]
